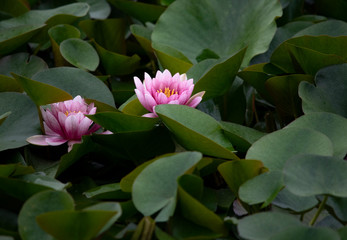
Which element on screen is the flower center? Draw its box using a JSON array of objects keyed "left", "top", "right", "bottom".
[
  {"left": 65, "top": 111, "right": 80, "bottom": 116},
  {"left": 157, "top": 87, "right": 178, "bottom": 98}
]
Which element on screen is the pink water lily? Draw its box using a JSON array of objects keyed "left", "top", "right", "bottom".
[
  {"left": 134, "top": 69, "right": 205, "bottom": 117},
  {"left": 27, "top": 96, "right": 100, "bottom": 152}
]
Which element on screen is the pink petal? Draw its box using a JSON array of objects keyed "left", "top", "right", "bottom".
[
  {"left": 64, "top": 115, "right": 78, "bottom": 139},
  {"left": 168, "top": 100, "right": 179, "bottom": 105},
  {"left": 145, "top": 93, "right": 157, "bottom": 112},
  {"left": 135, "top": 89, "right": 150, "bottom": 111},
  {"left": 43, "top": 122, "right": 59, "bottom": 136},
  {"left": 187, "top": 96, "right": 202, "bottom": 108},
  {"left": 142, "top": 112, "right": 158, "bottom": 118},
  {"left": 88, "top": 107, "right": 97, "bottom": 115},
  {"left": 101, "top": 130, "right": 113, "bottom": 135},
  {"left": 144, "top": 73, "right": 153, "bottom": 91},
  {"left": 134, "top": 77, "right": 144, "bottom": 93},
  {"left": 44, "top": 110, "right": 63, "bottom": 135},
  {"left": 177, "top": 92, "right": 189, "bottom": 104},
  {"left": 67, "top": 140, "right": 81, "bottom": 152},
  {"left": 45, "top": 136, "right": 69, "bottom": 146},
  {"left": 186, "top": 91, "right": 205, "bottom": 108},
  {"left": 27, "top": 135, "right": 51, "bottom": 146},
  {"left": 157, "top": 92, "right": 168, "bottom": 104},
  {"left": 77, "top": 117, "right": 93, "bottom": 137},
  {"left": 88, "top": 123, "right": 101, "bottom": 134}
]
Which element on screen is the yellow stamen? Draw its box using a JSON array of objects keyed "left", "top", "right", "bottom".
[
  {"left": 65, "top": 111, "right": 80, "bottom": 116},
  {"left": 157, "top": 88, "right": 178, "bottom": 98}
]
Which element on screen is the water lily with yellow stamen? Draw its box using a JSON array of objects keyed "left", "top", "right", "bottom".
[
  {"left": 27, "top": 95, "right": 101, "bottom": 152},
  {"left": 134, "top": 69, "right": 205, "bottom": 118}
]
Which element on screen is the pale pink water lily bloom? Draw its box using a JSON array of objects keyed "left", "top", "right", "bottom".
[
  {"left": 134, "top": 69, "right": 205, "bottom": 117},
  {"left": 27, "top": 95, "right": 101, "bottom": 152}
]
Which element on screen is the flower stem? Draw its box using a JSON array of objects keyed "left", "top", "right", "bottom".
[{"left": 309, "top": 195, "right": 328, "bottom": 226}]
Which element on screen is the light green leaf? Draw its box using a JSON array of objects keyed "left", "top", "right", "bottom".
[
  {"left": 284, "top": 154, "right": 347, "bottom": 197},
  {"left": 156, "top": 105, "right": 239, "bottom": 160},
  {"left": 60, "top": 38, "right": 99, "bottom": 71},
  {"left": 152, "top": 0, "right": 282, "bottom": 65},
  {"left": 246, "top": 127, "right": 333, "bottom": 171}
]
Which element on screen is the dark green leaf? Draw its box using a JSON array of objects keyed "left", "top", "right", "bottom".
[
  {"left": 18, "top": 190, "right": 74, "bottom": 240},
  {"left": 299, "top": 64, "right": 347, "bottom": 118},
  {"left": 0, "top": 92, "right": 40, "bottom": 151},
  {"left": 218, "top": 160, "right": 264, "bottom": 198},
  {"left": 108, "top": 0, "right": 165, "bottom": 23},
  {"left": 187, "top": 48, "right": 246, "bottom": 100},
  {"left": 87, "top": 111, "right": 158, "bottom": 133},
  {"left": 220, "top": 121, "right": 266, "bottom": 152},
  {"left": 36, "top": 210, "right": 118, "bottom": 240},
  {"left": 132, "top": 152, "right": 202, "bottom": 222}
]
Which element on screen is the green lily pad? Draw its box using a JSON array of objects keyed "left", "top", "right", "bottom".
[
  {"left": 270, "top": 36, "right": 347, "bottom": 74},
  {"left": 0, "top": 173, "right": 68, "bottom": 201},
  {"left": 220, "top": 121, "right": 266, "bottom": 152},
  {"left": 0, "top": 92, "right": 40, "bottom": 151},
  {"left": 218, "top": 160, "right": 265, "bottom": 198},
  {"left": 284, "top": 154, "right": 347, "bottom": 197},
  {"left": 156, "top": 105, "right": 239, "bottom": 160},
  {"left": 92, "top": 40, "right": 140, "bottom": 76},
  {"left": 0, "top": 24, "right": 45, "bottom": 56},
  {"left": 83, "top": 202, "right": 122, "bottom": 235},
  {"left": 239, "top": 171, "right": 283, "bottom": 207},
  {"left": 18, "top": 190, "right": 74, "bottom": 240},
  {"left": 83, "top": 183, "right": 130, "bottom": 200},
  {"left": 60, "top": 38, "right": 99, "bottom": 71},
  {"left": 152, "top": 42, "right": 193, "bottom": 74},
  {"left": 326, "top": 197, "right": 347, "bottom": 222},
  {"left": 152, "top": 0, "right": 282, "bottom": 65},
  {"left": 13, "top": 73, "right": 73, "bottom": 106},
  {"left": 77, "top": 0, "right": 111, "bottom": 20},
  {"left": 130, "top": 24, "right": 155, "bottom": 60},
  {"left": 269, "top": 226, "right": 340, "bottom": 240},
  {"left": 246, "top": 127, "right": 333, "bottom": 171},
  {"left": 132, "top": 152, "right": 202, "bottom": 222},
  {"left": 36, "top": 210, "right": 118, "bottom": 240},
  {"left": 0, "top": 3, "right": 89, "bottom": 47},
  {"left": 1, "top": 0, "right": 29, "bottom": 17},
  {"left": 0, "top": 52, "right": 48, "bottom": 78},
  {"left": 265, "top": 74, "right": 314, "bottom": 117},
  {"left": 286, "top": 112, "right": 347, "bottom": 159},
  {"left": 187, "top": 48, "right": 246, "bottom": 100},
  {"left": 237, "top": 212, "right": 302, "bottom": 240},
  {"left": 177, "top": 175, "right": 227, "bottom": 235},
  {"left": 299, "top": 64, "right": 347, "bottom": 118},
  {"left": 0, "top": 112, "right": 11, "bottom": 126},
  {"left": 272, "top": 188, "right": 318, "bottom": 212},
  {"left": 31, "top": 67, "right": 115, "bottom": 106},
  {"left": 48, "top": 24, "right": 81, "bottom": 67}
]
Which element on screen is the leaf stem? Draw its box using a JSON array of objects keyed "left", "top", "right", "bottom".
[{"left": 309, "top": 195, "right": 328, "bottom": 226}]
